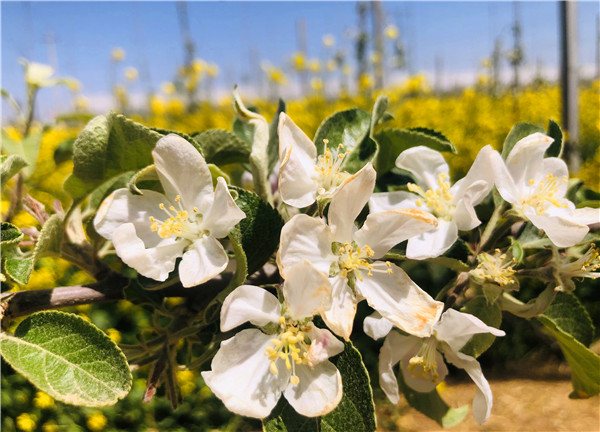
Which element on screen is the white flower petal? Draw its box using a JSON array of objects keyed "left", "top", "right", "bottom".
[
  {"left": 451, "top": 145, "right": 496, "bottom": 201},
  {"left": 202, "top": 329, "right": 289, "bottom": 419},
  {"left": 322, "top": 275, "right": 357, "bottom": 341},
  {"left": 379, "top": 331, "right": 421, "bottom": 404},
  {"left": 277, "top": 214, "right": 335, "bottom": 278},
  {"left": 442, "top": 348, "right": 493, "bottom": 425},
  {"left": 400, "top": 343, "right": 447, "bottom": 393},
  {"left": 179, "top": 236, "right": 228, "bottom": 287},
  {"left": 328, "top": 163, "right": 376, "bottom": 242},
  {"left": 354, "top": 208, "right": 438, "bottom": 258},
  {"left": 278, "top": 113, "right": 317, "bottom": 161},
  {"left": 525, "top": 207, "right": 590, "bottom": 248},
  {"left": 153, "top": 134, "right": 214, "bottom": 214},
  {"left": 283, "top": 260, "right": 332, "bottom": 320},
  {"left": 396, "top": 146, "right": 449, "bottom": 190},
  {"left": 541, "top": 157, "right": 569, "bottom": 197},
  {"left": 220, "top": 285, "right": 281, "bottom": 332},
  {"left": 491, "top": 151, "right": 519, "bottom": 206},
  {"left": 369, "top": 191, "right": 418, "bottom": 213},
  {"left": 505, "top": 133, "right": 553, "bottom": 191},
  {"left": 356, "top": 262, "right": 443, "bottom": 337},
  {"left": 435, "top": 309, "right": 505, "bottom": 353},
  {"left": 363, "top": 312, "right": 394, "bottom": 340},
  {"left": 571, "top": 207, "right": 600, "bottom": 226},
  {"left": 283, "top": 360, "right": 342, "bottom": 417},
  {"left": 453, "top": 180, "right": 490, "bottom": 231},
  {"left": 406, "top": 220, "right": 458, "bottom": 259},
  {"left": 306, "top": 326, "right": 345, "bottom": 366},
  {"left": 112, "top": 223, "right": 185, "bottom": 281},
  {"left": 93, "top": 188, "right": 168, "bottom": 248},
  {"left": 203, "top": 177, "right": 246, "bottom": 238}
]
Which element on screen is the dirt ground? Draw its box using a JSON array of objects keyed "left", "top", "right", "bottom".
[{"left": 376, "top": 378, "right": 600, "bottom": 432}]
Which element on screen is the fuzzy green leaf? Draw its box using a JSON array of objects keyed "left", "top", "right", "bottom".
[
  {"left": 321, "top": 341, "right": 376, "bottom": 432},
  {"left": 460, "top": 297, "right": 503, "bottom": 358},
  {"left": 32, "top": 214, "right": 64, "bottom": 262},
  {"left": 1, "top": 154, "right": 29, "bottom": 188},
  {"left": 4, "top": 258, "right": 33, "bottom": 285},
  {"left": 0, "top": 311, "right": 132, "bottom": 407},
  {"left": 541, "top": 292, "right": 593, "bottom": 347},
  {"left": 500, "top": 123, "right": 545, "bottom": 160},
  {"left": 64, "top": 113, "right": 163, "bottom": 200},
  {"left": 545, "top": 119, "right": 563, "bottom": 158},
  {"left": 192, "top": 129, "right": 251, "bottom": 165},
  {"left": 538, "top": 300, "right": 600, "bottom": 398},
  {"left": 314, "top": 108, "right": 371, "bottom": 155},
  {"left": 373, "top": 128, "right": 456, "bottom": 176},
  {"left": 1, "top": 222, "right": 24, "bottom": 247},
  {"left": 232, "top": 187, "right": 284, "bottom": 275}
]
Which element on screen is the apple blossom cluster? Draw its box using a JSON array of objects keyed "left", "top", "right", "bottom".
[{"left": 94, "top": 114, "right": 599, "bottom": 424}]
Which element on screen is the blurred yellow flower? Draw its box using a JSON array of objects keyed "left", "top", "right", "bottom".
[
  {"left": 124, "top": 67, "right": 138, "bottom": 81},
  {"left": 42, "top": 421, "right": 59, "bottom": 432},
  {"left": 326, "top": 60, "right": 336, "bottom": 72},
  {"left": 177, "top": 370, "right": 197, "bottom": 397},
  {"left": 385, "top": 24, "right": 399, "bottom": 39},
  {"left": 111, "top": 47, "right": 125, "bottom": 62},
  {"left": 322, "top": 34, "right": 335, "bottom": 47},
  {"left": 86, "top": 412, "right": 108, "bottom": 431},
  {"left": 206, "top": 63, "right": 220, "bottom": 78},
  {"left": 107, "top": 328, "right": 122, "bottom": 344},
  {"left": 291, "top": 52, "right": 306, "bottom": 71},
  {"left": 310, "top": 77, "right": 323, "bottom": 92},
  {"left": 16, "top": 413, "right": 37, "bottom": 432},
  {"left": 309, "top": 59, "right": 321, "bottom": 72},
  {"left": 33, "top": 391, "right": 55, "bottom": 409},
  {"left": 358, "top": 73, "right": 373, "bottom": 91},
  {"left": 161, "top": 82, "right": 176, "bottom": 95}
]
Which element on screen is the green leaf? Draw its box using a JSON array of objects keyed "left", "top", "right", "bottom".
[
  {"left": 538, "top": 311, "right": 600, "bottom": 398},
  {"left": 500, "top": 123, "right": 544, "bottom": 160},
  {"left": 545, "top": 119, "right": 563, "bottom": 158},
  {"left": 2, "top": 215, "right": 63, "bottom": 285},
  {"left": 460, "top": 297, "right": 503, "bottom": 358},
  {"left": 0, "top": 311, "right": 132, "bottom": 407},
  {"left": 541, "top": 292, "right": 593, "bottom": 347},
  {"left": 1, "top": 154, "right": 29, "bottom": 188},
  {"left": 32, "top": 214, "right": 64, "bottom": 262},
  {"left": 127, "top": 164, "right": 159, "bottom": 196},
  {"left": 314, "top": 108, "right": 371, "bottom": 155},
  {"left": 398, "top": 368, "right": 468, "bottom": 428},
  {"left": 262, "top": 341, "right": 376, "bottom": 432},
  {"left": 232, "top": 187, "right": 284, "bottom": 275},
  {"left": 1, "top": 222, "right": 24, "bottom": 247},
  {"left": 0, "top": 130, "right": 43, "bottom": 177},
  {"left": 267, "top": 99, "right": 286, "bottom": 174},
  {"left": 64, "top": 113, "right": 163, "bottom": 200},
  {"left": 192, "top": 129, "right": 251, "bottom": 165},
  {"left": 148, "top": 127, "right": 201, "bottom": 152},
  {"left": 4, "top": 258, "right": 33, "bottom": 285},
  {"left": 373, "top": 128, "right": 456, "bottom": 176},
  {"left": 321, "top": 341, "right": 377, "bottom": 432},
  {"left": 370, "top": 95, "right": 393, "bottom": 130}
]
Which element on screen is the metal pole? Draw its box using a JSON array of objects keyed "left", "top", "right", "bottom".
[
  {"left": 371, "top": 0, "right": 385, "bottom": 89},
  {"left": 560, "top": 1, "right": 579, "bottom": 171}
]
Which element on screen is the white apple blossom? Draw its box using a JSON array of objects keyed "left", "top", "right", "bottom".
[
  {"left": 365, "top": 309, "right": 505, "bottom": 425},
  {"left": 492, "top": 133, "right": 600, "bottom": 247},
  {"left": 369, "top": 145, "right": 497, "bottom": 259},
  {"left": 278, "top": 162, "right": 444, "bottom": 340},
  {"left": 278, "top": 112, "right": 354, "bottom": 208},
  {"left": 201, "top": 261, "right": 344, "bottom": 419},
  {"left": 94, "top": 134, "right": 246, "bottom": 287}
]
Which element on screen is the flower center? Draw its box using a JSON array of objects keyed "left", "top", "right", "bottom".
[
  {"left": 407, "top": 173, "right": 454, "bottom": 219},
  {"left": 334, "top": 241, "right": 385, "bottom": 282},
  {"left": 522, "top": 173, "right": 568, "bottom": 215},
  {"left": 149, "top": 195, "right": 206, "bottom": 241},
  {"left": 407, "top": 337, "right": 440, "bottom": 383},
  {"left": 313, "top": 140, "right": 351, "bottom": 197},
  {"left": 265, "top": 317, "right": 312, "bottom": 386},
  {"left": 472, "top": 249, "right": 517, "bottom": 287},
  {"left": 554, "top": 244, "right": 600, "bottom": 281}
]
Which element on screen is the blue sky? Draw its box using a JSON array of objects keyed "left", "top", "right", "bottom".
[{"left": 1, "top": 1, "right": 599, "bottom": 120}]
